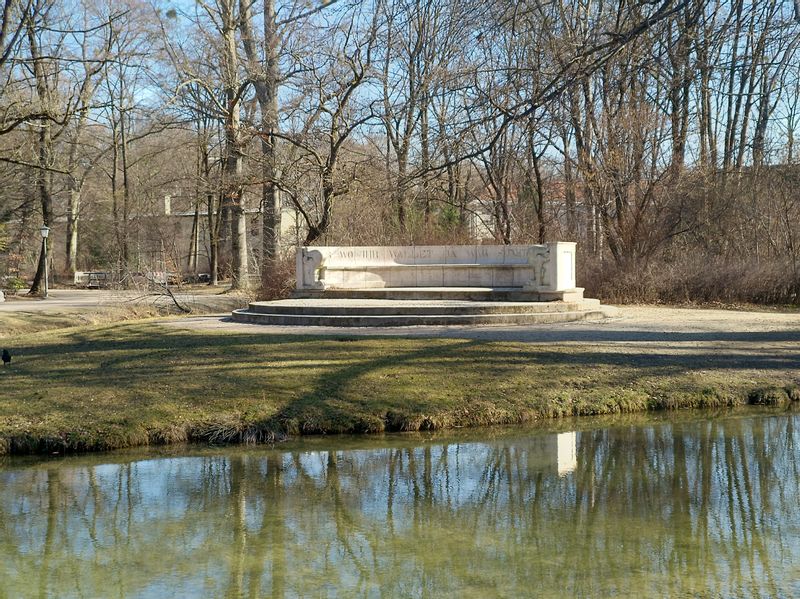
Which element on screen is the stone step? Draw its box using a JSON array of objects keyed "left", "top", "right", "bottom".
[
  {"left": 230, "top": 308, "right": 607, "bottom": 327},
  {"left": 245, "top": 300, "right": 598, "bottom": 316},
  {"left": 292, "top": 287, "right": 586, "bottom": 302}
]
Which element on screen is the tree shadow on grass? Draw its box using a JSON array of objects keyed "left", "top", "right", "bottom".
[
  {"left": 258, "top": 339, "right": 491, "bottom": 433},
  {"left": 255, "top": 336, "right": 800, "bottom": 435},
  {"left": 6, "top": 325, "right": 798, "bottom": 432},
  {"left": 8, "top": 324, "right": 800, "bottom": 392},
  {"left": 443, "top": 329, "right": 800, "bottom": 344},
  {"left": 3, "top": 324, "right": 799, "bottom": 455},
  {"left": 11, "top": 325, "right": 317, "bottom": 358}
]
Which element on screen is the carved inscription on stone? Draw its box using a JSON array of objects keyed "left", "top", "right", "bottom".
[
  {"left": 335, "top": 248, "right": 381, "bottom": 261},
  {"left": 387, "top": 248, "right": 414, "bottom": 262},
  {"left": 505, "top": 246, "right": 527, "bottom": 263}
]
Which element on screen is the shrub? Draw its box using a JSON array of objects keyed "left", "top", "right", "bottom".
[
  {"left": 257, "top": 255, "right": 296, "bottom": 300},
  {"left": 580, "top": 254, "right": 800, "bottom": 306},
  {"left": 1, "top": 276, "right": 26, "bottom": 295},
  {"left": 748, "top": 387, "right": 789, "bottom": 406}
]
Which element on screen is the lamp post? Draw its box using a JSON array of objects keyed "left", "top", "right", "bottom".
[{"left": 39, "top": 224, "right": 50, "bottom": 299}]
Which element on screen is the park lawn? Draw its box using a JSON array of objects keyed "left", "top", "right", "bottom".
[
  {"left": 1, "top": 320, "right": 798, "bottom": 455},
  {"left": 0, "top": 305, "right": 167, "bottom": 338}
]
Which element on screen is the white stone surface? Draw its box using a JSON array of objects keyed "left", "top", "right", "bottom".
[
  {"left": 296, "top": 243, "right": 578, "bottom": 294},
  {"left": 245, "top": 298, "right": 571, "bottom": 307},
  {"left": 445, "top": 246, "right": 476, "bottom": 263},
  {"left": 554, "top": 243, "right": 576, "bottom": 291},
  {"left": 416, "top": 265, "right": 444, "bottom": 286},
  {"left": 504, "top": 246, "right": 528, "bottom": 263},
  {"left": 491, "top": 266, "right": 515, "bottom": 287},
  {"left": 468, "top": 268, "right": 494, "bottom": 287}
]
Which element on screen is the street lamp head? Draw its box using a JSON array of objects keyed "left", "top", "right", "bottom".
[{"left": 39, "top": 224, "right": 50, "bottom": 239}]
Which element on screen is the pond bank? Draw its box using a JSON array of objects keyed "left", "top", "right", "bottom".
[{"left": 2, "top": 305, "right": 799, "bottom": 455}]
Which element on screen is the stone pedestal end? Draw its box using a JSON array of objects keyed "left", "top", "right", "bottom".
[
  {"left": 549, "top": 241, "right": 577, "bottom": 292},
  {"left": 296, "top": 248, "right": 326, "bottom": 290},
  {"left": 521, "top": 241, "right": 576, "bottom": 293}
]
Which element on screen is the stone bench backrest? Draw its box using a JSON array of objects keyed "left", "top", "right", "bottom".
[
  {"left": 297, "top": 243, "right": 576, "bottom": 292},
  {"left": 316, "top": 245, "right": 537, "bottom": 268}
]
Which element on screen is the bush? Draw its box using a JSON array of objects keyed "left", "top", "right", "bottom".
[
  {"left": 257, "top": 255, "right": 296, "bottom": 300},
  {"left": 748, "top": 387, "right": 790, "bottom": 406},
  {"left": 580, "top": 255, "right": 800, "bottom": 306},
  {"left": 1, "top": 276, "right": 26, "bottom": 295}
]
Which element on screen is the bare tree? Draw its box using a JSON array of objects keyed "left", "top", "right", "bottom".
[{"left": 275, "top": 2, "right": 378, "bottom": 245}]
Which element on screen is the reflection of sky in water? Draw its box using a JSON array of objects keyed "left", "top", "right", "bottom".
[{"left": 1, "top": 414, "right": 799, "bottom": 598}]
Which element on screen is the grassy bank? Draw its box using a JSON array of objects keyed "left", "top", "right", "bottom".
[
  {"left": 0, "top": 305, "right": 167, "bottom": 337},
  {"left": 2, "top": 319, "right": 798, "bottom": 455},
  {"left": 0, "top": 288, "right": 249, "bottom": 337}
]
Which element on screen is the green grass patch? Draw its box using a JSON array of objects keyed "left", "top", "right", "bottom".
[{"left": 1, "top": 321, "right": 797, "bottom": 455}]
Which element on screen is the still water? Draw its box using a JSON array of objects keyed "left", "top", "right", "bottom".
[{"left": 1, "top": 409, "right": 799, "bottom": 598}]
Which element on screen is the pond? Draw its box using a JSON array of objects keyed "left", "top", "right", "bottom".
[{"left": 1, "top": 408, "right": 799, "bottom": 598}]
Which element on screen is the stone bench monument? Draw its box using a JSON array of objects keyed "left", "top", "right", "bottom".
[
  {"left": 232, "top": 242, "right": 608, "bottom": 326},
  {"left": 294, "top": 242, "right": 584, "bottom": 301}
]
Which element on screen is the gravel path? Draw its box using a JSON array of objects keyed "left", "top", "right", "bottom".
[
  {"left": 159, "top": 305, "right": 800, "bottom": 374},
  {"left": 160, "top": 304, "right": 799, "bottom": 342}
]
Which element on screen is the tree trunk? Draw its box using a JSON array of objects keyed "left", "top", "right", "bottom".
[
  {"left": 394, "top": 153, "right": 407, "bottom": 230},
  {"left": 420, "top": 94, "right": 431, "bottom": 222},
  {"left": 221, "top": 0, "right": 248, "bottom": 289},
  {"left": 188, "top": 201, "right": 199, "bottom": 273},
  {"left": 65, "top": 184, "right": 80, "bottom": 274},
  {"left": 562, "top": 131, "right": 577, "bottom": 239},
  {"left": 257, "top": 0, "right": 281, "bottom": 286},
  {"left": 531, "top": 146, "right": 546, "bottom": 244},
  {"left": 110, "top": 111, "right": 123, "bottom": 267},
  {"left": 29, "top": 121, "right": 53, "bottom": 296},
  {"left": 120, "top": 106, "right": 132, "bottom": 268},
  {"left": 230, "top": 201, "right": 248, "bottom": 288},
  {"left": 208, "top": 191, "right": 221, "bottom": 286},
  {"left": 27, "top": 23, "right": 53, "bottom": 296}
]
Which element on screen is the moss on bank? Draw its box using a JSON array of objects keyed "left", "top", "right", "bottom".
[{"left": 1, "top": 321, "right": 798, "bottom": 455}]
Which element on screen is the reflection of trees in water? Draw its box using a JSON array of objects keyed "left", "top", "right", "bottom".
[{"left": 0, "top": 415, "right": 797, "bottom": 597}]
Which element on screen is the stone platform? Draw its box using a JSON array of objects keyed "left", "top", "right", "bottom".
[{"left": 231, "top": 297, "right": 608, "bottom": 327}]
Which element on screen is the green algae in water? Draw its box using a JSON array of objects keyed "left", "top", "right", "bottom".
[{"left": 1, "top": 411, "right": 799, "bottom": 598}]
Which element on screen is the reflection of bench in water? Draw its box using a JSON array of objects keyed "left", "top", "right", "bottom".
[
  {"left": 493, "top": 432, "right": 577, "bottom": 476},
  {"left": 526, "top": 432, "right": 577, "bottom": 476}
]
